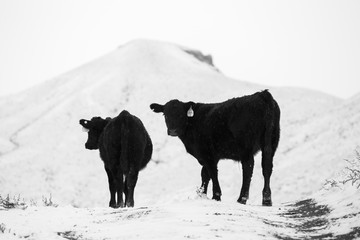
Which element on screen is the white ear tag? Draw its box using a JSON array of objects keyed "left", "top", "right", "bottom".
[
  {"left": 187, "top": 106, "right": 194, "bottom": 117},
  {"left": 82, "top": 127, "right": 89, "bottom": 133}
]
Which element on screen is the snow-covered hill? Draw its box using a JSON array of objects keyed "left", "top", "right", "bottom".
[{"left": 0, "top": 39, "right": 359, "bottom": 239}]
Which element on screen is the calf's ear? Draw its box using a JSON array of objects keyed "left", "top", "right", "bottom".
[
  {"left": 79, "top": 119, "right": 90, "bottom": 128},
  {"left": 79, "top": 119, "right": 90, "bottom": 132},
  {"left": 150, "top": 103, "right": 164, "bottom": 113}
]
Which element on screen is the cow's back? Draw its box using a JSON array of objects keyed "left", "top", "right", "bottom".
[
  {"left": 99, "top": 111, "right": 152, "bottom": 171},
  {"left": 118, "top": 111, "right": 152, "bottom": 171},
  {"left": 227, "top": 91, "right": 273, "bottom": 136},
  {"left": 186, "top": 90, "right": 278, "bottom": 160}
]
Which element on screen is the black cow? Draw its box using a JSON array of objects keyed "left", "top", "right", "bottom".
[
  {"left": 150, "top": 90, "right": 280, "bottom": 206},
  {"left": 79, "top": 110, "right": 153, "bottom": 208}
]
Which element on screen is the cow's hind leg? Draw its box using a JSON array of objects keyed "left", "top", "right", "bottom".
[
  {"left": 123, "top": 177, "right": 128, "bottom": 204},
  {"left": 237, "top": 154, "right": 254, "bottom": 205},
  {"left": 105, "top": 167, "right": 117, "bottom": 208},
  {"left": 200, "top": 166, "right": 210, "bottom": 195},
  {"left": 261, "top": 145, "right": 273, "bottom": 206},
  {"left": 125, "top": 167, "right": 138, "bottom": 207},
  {"left": 115, "top": 170, "right": 125, "bottom": 208}
]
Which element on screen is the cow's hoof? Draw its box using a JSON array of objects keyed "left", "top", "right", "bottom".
[
  {"left": 237, "top": 197, "right": 247, "bottom": 205},
  {"left": 110, "top": 202, "right": 124, "bottom": 208},
  {"left": 212, "top": 193, "right": 221, "bottom": 201},
  {"left": 109, "top": 201, "right": 117, "bottom": 208},
  {"left": 262, "top": 199, "right": 272, "bottom": 206},
  {"left": 116, "top": 203, "right": 125, "bottom": 208},
  {"left": 126, "top": 201, "right": 134, "bottom": 208}
]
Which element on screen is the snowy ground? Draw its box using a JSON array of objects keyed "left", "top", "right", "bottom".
[
  {"left": 0, "top": 40, "right": 359, "bottom": 239},
  {"left": 1, "top": 175, "right": 359, "bottom": 240}
]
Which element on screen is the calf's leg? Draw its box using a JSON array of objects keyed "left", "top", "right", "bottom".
[
  {"left": 123, "top": 177, "right": 128, "bottom": 204},
  {"left": 105, "top": 168, "right": 117, "bottom": 208},
  {"left": 237, "top": 155, "right": 254, "bottom": 204},
  {"left": 204, "top": 162, "right": 221, "bottom": 201},
  {"left": 125, "top": 167, "right": 139, "bottom": 207},
  {"left": 115, "top": 171, "right": 125, "bottom": 208},
  {"left": 262, "top": 145, "right": 273, "bottom": 206},
  {"left": 200, "top": 166, "right": 210, "bottom": 194}
]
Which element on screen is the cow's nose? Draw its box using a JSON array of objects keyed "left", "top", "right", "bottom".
[
  {"left": 167, "top": 129, "right": 178, "bottom": 136},
  {"left": 85, "top": 142, "right": 94, "bottom": 150}
]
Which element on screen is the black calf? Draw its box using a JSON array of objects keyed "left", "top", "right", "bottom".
[
  {"left": 80, "top": 110, "right": 152, "bottom": 208},
  {"left": 150, "top": 90, "right": 280, "bottom": 206}
]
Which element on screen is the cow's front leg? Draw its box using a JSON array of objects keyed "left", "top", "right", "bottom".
[
  {"left": 237, "top": 155, "right": 254, "bottom": 205},
  {"left": 200, "top": 166, "right": 210, "bottom": 195},
  {"left": 205, "top": 163, "right": 222, "bottom": 201}
]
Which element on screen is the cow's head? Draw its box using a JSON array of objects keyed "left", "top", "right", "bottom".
[
  {"left": 150, "top": 100, "right": 195, "bottom": 137},
  {"left": 79, "top": 117, "right": 109, "bottom": 150}
]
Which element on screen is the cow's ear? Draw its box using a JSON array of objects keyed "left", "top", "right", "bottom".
[
  {"left": 150, "top": 103, "right": 164, "bottom": 113},
  {"left": 79, "top": 119, "right": 89, "bottom": 127},
  {"left": 186, "top": 102, "right": 195, "bottom": 117},
  {"left": 79, "top": 119, "right": 90, "bottom": 132}
]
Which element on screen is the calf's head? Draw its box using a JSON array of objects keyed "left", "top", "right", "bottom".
[
  {"left": 79, "top": 117, "right": 109, "bottom": 150},
  {"left": 150, "top": 100, "right": 195, "bottom": 137}
]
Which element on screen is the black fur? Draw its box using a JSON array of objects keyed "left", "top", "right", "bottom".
[
  {"left": 150, "top": 90, "right": 280, "bottom": 206},
  {"left": 79, "top": 110, "right": 153, "bottom": 208}
]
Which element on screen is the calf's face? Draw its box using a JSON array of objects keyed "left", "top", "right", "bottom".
[
  {"left": 79, "top": 117, "right": 108, "bottom": 150},
  {"left": 150, "top": 100, "right": 194, "bottom": 137}
]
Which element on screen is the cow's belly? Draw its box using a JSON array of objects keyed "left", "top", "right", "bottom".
[
  {"left": 215, "top": 138, "right": 261, "bottom": 161},
  {"left": 216, "top": 141, "right": 243, "bottom": 160},
  {"left": 182, "top": 134, "right": 261, "bottom": 163}
]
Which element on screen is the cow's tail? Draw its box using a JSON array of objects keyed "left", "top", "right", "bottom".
[
  {"left": 271, "top": 100, "right": 280, "bottom": 155},
  {"left": 120, "top": 119, "right": 129, "bottom": 173},
  {"left": 261, "top": 90, "right": 280, "bottom": 155}
]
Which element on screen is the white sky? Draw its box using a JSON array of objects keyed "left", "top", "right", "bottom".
[{"left": 0, "top": 0, "right": 359, "bottom": 98}]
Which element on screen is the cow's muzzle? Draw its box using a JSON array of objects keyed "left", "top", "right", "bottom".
[
  {"left": 85, "top": 142, "right": 97, "bottom": 150},
  {"left": 167, "top": 129, "right": 178, "bottom": 137}
]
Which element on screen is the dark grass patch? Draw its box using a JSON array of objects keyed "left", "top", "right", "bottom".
[
  {"left": 0, "top": 195, "right": 27, "bottom": 210},
  {"left": 105, "top": 208, "right": 152, "bottom": 220},
  {"left": 267, "top": 199, "right": 360, "bottom": 240},
  {"left": 274, "top": 227, "right": 360, "bottom": 240},
  {"left": 57, "top": 231, "right": 82, "bottom": 240},
  {"left": 123, "top": 209, "right": 151, "bottom": 220},
  {"left": 330, "top": 211, "right": 360, "bottom": 221},
  {"left": 333, "top": 227, "right": 360, "bottom": 239},
  {"left": 280, "top": 199, "right": 331, "bottom": 233},
  {"left": 266, "top": 199, "right": 333, "bottom": 239},
  {"left": 273, "top": 232, "right": 334, "bottom": 240},
  {"left": 282, "top": 199, "right": 331, "bottom": 219}
]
